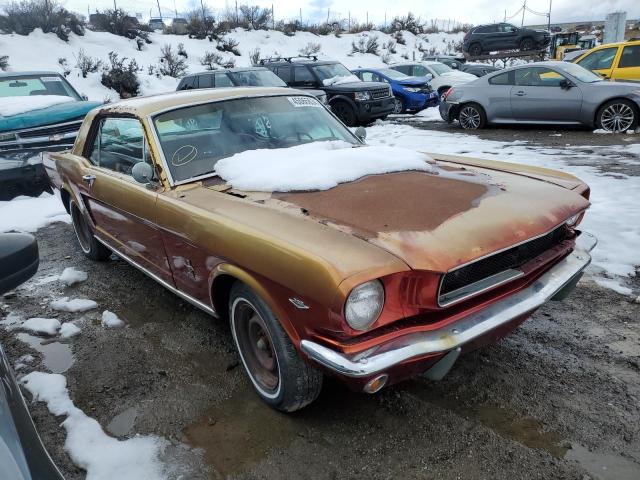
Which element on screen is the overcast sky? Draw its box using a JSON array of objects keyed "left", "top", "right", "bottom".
[{"left": 60, "top": 0, "right": 639, "bottom": 26}]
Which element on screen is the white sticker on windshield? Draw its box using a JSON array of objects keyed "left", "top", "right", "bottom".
[
  {"left": 287, "top": 96, "right": 322, "bottom": 108},
  {"left": 41, "top": 76, "right": 63, "bottom": 82}
]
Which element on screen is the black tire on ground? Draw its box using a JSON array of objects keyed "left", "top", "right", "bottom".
[
  {"left": 469, "top": 43, "right": 482, "bottom": 57},
  {"left": 229, "top": 282, "right": 323, "bottom": 412},
  {"left": 392, "top": 95, "right": 405, "bottom": 114},
  {"left": 520, "top": 37, "right": 534, "bottom": 51},
  {"left": 331, "top": 101, "right": 357, "bottom": 126},
  {"left": 70, "top": 200, "right": 111, "bottom": 261},
  {"left": 458, "top": 102, "right": 487, "bottom": 130},
  {"left": 595, "top": 99, "right": 639, "bottom": 133}
]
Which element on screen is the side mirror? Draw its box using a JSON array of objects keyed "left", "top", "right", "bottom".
[
  {"left": 354, "top": 126, "right": 367, "bottom": 142},
  {"left": 132, "top": 162, "right": 154, "bottom": 184},
  {"left": 0, "top": 233, "right": 39, "bottom": 295},
  {"left": 81, "top": 94, "right": 88, "bottom": 101},
  {"left": 559, "top": 79, "right": 574, "bottom": 89},
  {"left": 425, "top": 73, "right": 434, "bottom": 81},
  {"left": 451, "top": 63, "right": 459, "bottom": 69}
]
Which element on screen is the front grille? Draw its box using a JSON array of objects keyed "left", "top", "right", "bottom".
[
  {"left": 370, "top": 87, "right": 390, "bottom": 99},
  {"left": 439, "top": 226, "right": 569, "bottom": 304},
  {"left": 18, "top": 120, "right": 83, "bottom": 139}
]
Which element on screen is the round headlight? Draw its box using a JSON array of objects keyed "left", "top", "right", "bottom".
[{"left": 345, "top": 280, "right": 384, "bottom": 331}]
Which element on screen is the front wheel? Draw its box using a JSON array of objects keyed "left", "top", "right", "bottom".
[
  {"left": 596, "top": 99, "right": 638, "bottom": 133},
  {"left": 468, "top": 43, "right": 482, "bottom": 57},
  {"left": 70, "top": 200, "right": 111, "bottom": 261},
  {"left": 458, "top": 103, "right": 487, "bottom": 130},
  {"left": 331, "top": 101, "right": 357, "bottom": 127},
  {"left": 392, "top": 96, "right": 404, "bottom": 114},
  {"left": 520, "top": 37, "right": 534, "bottom": 51},
  {"left": 229, "top": 282, "right": 323, "bottom": 412}
]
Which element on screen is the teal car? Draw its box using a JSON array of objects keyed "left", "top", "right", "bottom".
[{"left": 0, "top": 71, "right": 101, "bottom": 199}]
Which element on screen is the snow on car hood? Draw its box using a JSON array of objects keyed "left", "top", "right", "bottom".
[
  {"left": 214, "top": 140, "right": 434, "bottom": 192},
  {"left": 0, "top": 95, "right": 75, "bottom": 117},
  {"left": 439, "top": 71, "right": 476, "bottom": 81},
  {"left": 322, "top": 74, "right": 362, "bottom": 86}
]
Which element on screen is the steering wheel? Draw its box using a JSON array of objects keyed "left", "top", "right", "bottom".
[{"left": 254, "top": 116, "right": 272, "bottom": 138}]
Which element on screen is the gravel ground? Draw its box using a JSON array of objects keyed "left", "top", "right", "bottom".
[{"left": 1, "top": 124, "right": 639, "bottom": 480}]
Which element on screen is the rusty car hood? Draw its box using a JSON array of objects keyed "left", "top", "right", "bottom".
[{"left": 266, "top": 158, "right": 590, "bottom": 273}]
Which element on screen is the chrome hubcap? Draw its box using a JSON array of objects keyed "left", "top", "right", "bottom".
[
  {"left": 459, "top": 106, "right": 481, "bottom": 129},
  {"left": 601, "top": 104, "right": 634, "bottom": 132},
  {"left": 393, "top": 98, "right": 403, "bottom": 114}
]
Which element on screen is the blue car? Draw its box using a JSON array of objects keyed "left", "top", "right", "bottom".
[
  {"left": 0, "top": 71, "right": 101, "bottom": 199},
  {"left": 351, "top": 67, "right": 439, "bottom": 114}
]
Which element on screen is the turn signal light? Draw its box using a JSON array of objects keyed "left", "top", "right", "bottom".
[{"left": 363, "top": 374, "right": 388, "bottom": 394}]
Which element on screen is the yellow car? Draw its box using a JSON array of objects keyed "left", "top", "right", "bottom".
[{"left": 574, "top": 40, "right": 640, "bottom": 81}]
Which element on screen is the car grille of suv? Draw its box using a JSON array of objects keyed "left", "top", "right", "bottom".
[
  {"left": 438, "top": 225, "right": 569, "bottom": 306},
  {"left": 370, "top": 87, "right": 391, "bottom": 99},
  {"left": 17, "top": 120, "right": 83, "bottom": 139}
]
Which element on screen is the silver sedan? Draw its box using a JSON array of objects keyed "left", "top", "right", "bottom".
[{"left": 439, "top": 61, "right": 640, "bottom": 132}]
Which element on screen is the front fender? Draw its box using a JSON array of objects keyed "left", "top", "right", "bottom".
[{"left": 328, "top": 94, "right": 357, "bottom": 110}]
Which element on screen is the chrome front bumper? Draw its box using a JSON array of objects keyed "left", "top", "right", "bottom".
[{"left": 301, "top": 231, "right": 597, "bottom": 378}]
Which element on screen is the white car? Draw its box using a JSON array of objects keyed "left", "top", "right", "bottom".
[{"left": 389, "top": 61, "right": 477, "bottom": 97}]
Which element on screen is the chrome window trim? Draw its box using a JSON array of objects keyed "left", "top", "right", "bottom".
[{"left": 94, "top": 236, "right": 217, "bottom": 317}]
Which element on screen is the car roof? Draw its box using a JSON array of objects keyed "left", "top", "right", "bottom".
[
  {"left": 0, "top": 71, "right": 61, "bottom": 78},
  {"left": 96, "top": 87, "right": 306, "bottom": 117},
  {"left": 390, "top": 61, "right": 440, "bottom": 67},
  {"left": 183, "top": 67, "right": 270, "bottom": 78},
  {"left": 590, "top": 39, "right": 640, "bottom": 49},
  {"left": 261, "top": 59, "right": 339, "bottom": 66}
]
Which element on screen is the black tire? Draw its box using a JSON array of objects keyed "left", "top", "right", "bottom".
[
  {"left": 331, "top": 101, "right": 357, "bottom": 127},
  {"left": 70, "top": 200, "right": 111, "bottom": 261},
  {"left": 458, "top": 102, "right": 487, "bottom": 130},
  {"left": 520, "top": 37, "right": 534, "bottom": 51},
  {"left": 392, "top": 95, "right": 405, "bottom": 114},
  {"left": 469, "top": 43, "right": 482, "bottom": 57},
  {"left": 229, "top": 282, "right": 323, "bottom": 412},
  {"left": 596, "top": 99, "right": 638, "bottom": 133}
]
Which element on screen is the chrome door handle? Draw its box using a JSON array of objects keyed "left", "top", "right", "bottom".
[
  {"left": 514, "top": 91, "right": 526, "bottom": 96},
  {"left": 82, "top": 174, "right": 96, "bottom": 187}
]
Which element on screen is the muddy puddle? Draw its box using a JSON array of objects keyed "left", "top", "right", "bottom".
[
  {"left": 107, "top": 406, "right": 138, "bottom": 437},
  {"left": 16, "top": 332, "right": 74, "bottom": 374}
]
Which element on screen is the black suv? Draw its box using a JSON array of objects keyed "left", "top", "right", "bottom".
[
  {"left": 463, "top": 23, "right": 550, "bottom": 57},
  {"left": 260, "top": 56, "right": 394, "bottom": 126},
  {"left": 176, "top": 66, "right": 327, "bottom": 103}
]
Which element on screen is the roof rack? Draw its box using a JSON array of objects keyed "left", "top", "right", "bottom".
[{"left": 259, "top": 55, "right": 319, "bottom": 65}]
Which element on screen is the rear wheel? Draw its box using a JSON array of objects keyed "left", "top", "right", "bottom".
[
  {"left": 458, "top": 103, "right": 487, "bottom": 130},
  {"left": 469, "top": 43, "right": 482, "bottom": 57},
  {"left": 520, "top": 37, "right": 534, "bottom": 51},
  {"left": 392, "top": 96, "right": 405, "bottom": 114},
  {"left": 70, "top": 200, "right": 111, "bottom": 261},
  {"left": 331, "top": 101, "right": 357, "bottom": 126},
  {"left": 229, "top": 282, "right": 323, "bottom": 412},
  {"left": 596, "top": 99, "right": 638, "bottom": 133}
]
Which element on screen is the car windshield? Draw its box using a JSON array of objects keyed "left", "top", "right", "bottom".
[
  {"left": 378, "top": 68, "right": 408, "bottom": 79},
  {"left": 429, "top": 63, "right": 453, "bottom": 75},
  {"left": 0, "top": 74, "right": 81, "bottom": 99},
  {"left": 559, "top": 63, "right": 602, "bottom": 83},
  {"left": 153, "top": 95, "right": 359, "bottom": 184},
  {"left": 310, "top": 63, "right": 354, "bottom": 84},
  {"left": 228, "top": 70, "right": 287, "bottom": 87}
]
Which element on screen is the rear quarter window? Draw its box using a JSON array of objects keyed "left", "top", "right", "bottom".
[
  {"left": 619, "top": 45, "right": 640, "bottom": 68},
  {"left": 488, "top": 71, "right": 511, "bottom": 85}
]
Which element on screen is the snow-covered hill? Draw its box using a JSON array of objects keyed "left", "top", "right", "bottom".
[{"left": 0, "top": 28, "right": 464, "bottom": 101}]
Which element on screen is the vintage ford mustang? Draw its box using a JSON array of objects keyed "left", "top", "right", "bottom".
[{"left": 44, "top": 87, "right": 596, "bottom": 411}]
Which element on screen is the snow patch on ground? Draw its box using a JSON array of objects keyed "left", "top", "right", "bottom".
[
  {"left": 20, "top": 371, "right": 168, "bottom": 480},
  {"left": 215, "top": 141, "right": 433, "bottom": 192},
  {"left": 16, "top": 317, "right": 61, "bottom": 336},
  {"left": 51, "top": 297, "right": 98, "bottom": 312},
  {"left": 0, "top": 193, "right": 70, "bottom": 233},
  {"left": 60, "top": 322, "right": 81, "bottom": 338},
  {"left": 101, "top": 310, "right": 125, "bottom": 328},
  {"left": 0, "top": 95, "right": 74, "bottom": 117},
  {"left": 59, "top": 267, "right": 88, "bottom": 287},
  {"left": 0, "top": 312, "right": 22, "bottom": 327}
]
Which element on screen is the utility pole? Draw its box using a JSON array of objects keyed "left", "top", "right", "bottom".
[
  {"left": 271, "top": 4, "right": 274, "bottom": 30},
  {"left": 156, "top": 0, "right": 162, "bottom": 19},
  {"left": 200, "top": 0, "right": 205, "bottom": 21},
  {"left": 299, "top": 8, "right": 302, "bottom": 25},
  {"left": 326, "top": 8, "right": 329, "bottom": 24},
  {"left": 547, "top": 0, "right": 552, "bottom": 31},
  {"left": 504, "top": 10, "right": 507, "bottom": 21},
  {"left": 348, "top": 11, "right": 350, "bottom": 31},
  {"left": 521, "top": 0, "right": 526, "bottom": 27},
  {"left": 366, "top": 12, "right": 369, "bottom": 26},
  {"left": 113, "top": 0, "right": 116, "bottom": 10},
  {"left": 173, "top": 0, "right": 177, "bottom": 18}
]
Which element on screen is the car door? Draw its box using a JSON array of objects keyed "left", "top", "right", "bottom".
[
  {"left": 576, "top": 46, "right": 619, "bottom": 79},
  {"left": 510, "top": 67, "right": 582, "bottom": 122},
  {"left": 612, "top": 44, "right": 640, "bottom": 81},
  {"left": 79, "top": 117, "right": 172, "bottom": 282},
  {"left": 486, "top": 71, "right": 514, "bottom": 120},
  {"left": 482, "top": 24, "right": 501, "bottom": 50},
  {"left": 498, "top": 24, "right": 519, "bottom": 49}
]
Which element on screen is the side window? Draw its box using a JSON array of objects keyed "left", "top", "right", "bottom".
[
  {"left": 198, "top": 74, "right": 214, "bottom": 88},
  {"left": 514, "top": 67, "right": 563, "bottom": 87},
  {"left": 488, "top": 71, "right": 511, "bottom": 85},
  {"left": 179, "top": 76, "right": 197, "bottom": 90},
  {"left": 214, "top": 74, "right": 233, "bottom": 87},
  {"left": 275, "top": 66, "right": 292, "bottom": 83},
  {"left": 393, "top": 65, "right": 411, "bottom": 75},
  {"left": 499, "top": 24, "right": 517, "bottom": 33},
  {"left": 413, "top": 65, "right": 429, "bottom": 76},
  {"left": 577, "top": 47, "right": 618, "bottom": 70},
  {"left": 360, "top": 71, "right": 375, "bottom": 82},
  {"left": 88, "top": 118, "right": 149, "bottom": 175},
  {"left": 619, "top": 45, "right": 640, "bottom": 68},
  {"left": 293, "top": 66, "right": 315, "bottom": 85}
]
